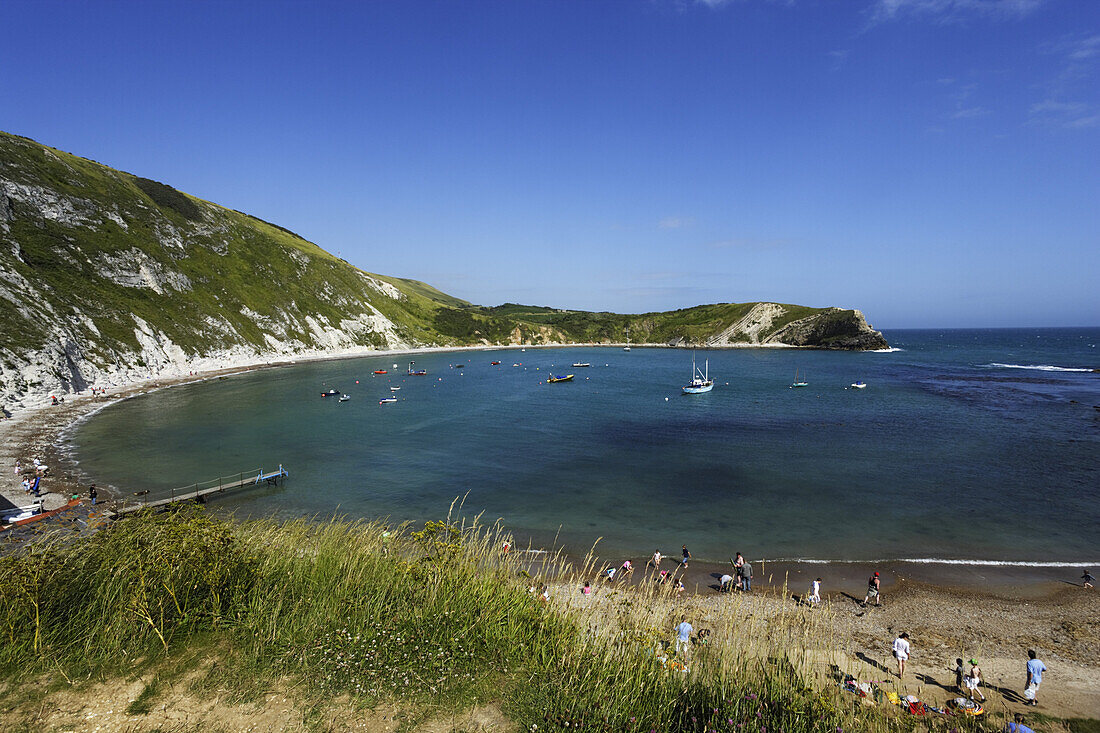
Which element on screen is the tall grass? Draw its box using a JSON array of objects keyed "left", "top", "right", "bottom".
[{"left": 0, "top": 507, "right": 988, "bottom": 731}]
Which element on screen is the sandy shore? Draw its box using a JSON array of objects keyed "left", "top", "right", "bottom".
[{"left": 2, "top": 346, "right": 1097, "bottom": 723}]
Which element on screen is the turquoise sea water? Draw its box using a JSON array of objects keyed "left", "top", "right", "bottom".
[{"left": 65, "top": 329, "right": 1100, "bottom": 565}]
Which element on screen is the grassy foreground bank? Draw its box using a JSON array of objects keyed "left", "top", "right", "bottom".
[{"left": 0, "top": 508, "right": 1012, "bottom": 732}]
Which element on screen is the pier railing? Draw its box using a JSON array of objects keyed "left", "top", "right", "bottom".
[{"left": 115, "top": 465, "right": 289, "bottom": 517}]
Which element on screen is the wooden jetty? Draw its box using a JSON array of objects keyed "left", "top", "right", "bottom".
[{"left": 111, "top": 465, "right": 289, "bottom": 518}]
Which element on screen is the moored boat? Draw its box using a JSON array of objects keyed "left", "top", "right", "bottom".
[
  {"left": 321, "top": 388, "right": 340, "bottom": 397},
  {"left": 491, "top": 361, "right": 501, "bottom": 365},
  {"left": 338, "top": 394, "right": 351, "bottom": 402},
  {"left": 374, "top": 370, "right": 387, "bottom": 374},
  {"left": 790, "top": 368, "right": 808, "bottom": 388},
  {"left": 572, "top": 362, "right": 590, "bottom": 367},
  {"left": 850, "top": 381, "right": 867, "bottom": 389},
  {"left": 546, "top": 374, "right": 574, "bottom": 383},
  {"left": 379, "top": 397, "right": 398, "bottom": 404},
  {"left": 407, "top": 361, "right": 427, "bottom": 376},
  {"left": 682, "top": 352, "right": 714, "bottom": 394}
]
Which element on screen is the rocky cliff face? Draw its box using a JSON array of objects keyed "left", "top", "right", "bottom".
[{"left": 0, "top": 131, "right": 888, "bottom": 413}]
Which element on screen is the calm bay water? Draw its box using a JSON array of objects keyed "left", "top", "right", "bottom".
[{"left": 65, "top": 329, "right": 1100, "bottom": 565}]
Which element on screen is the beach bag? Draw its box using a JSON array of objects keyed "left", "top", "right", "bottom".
[{"left": 1024, "top": 685, "right": 1036, "bottom": 701}]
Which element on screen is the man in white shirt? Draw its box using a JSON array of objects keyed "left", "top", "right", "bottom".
[{"left": 892, "top": 632, "right": 911, "bottom": 677}]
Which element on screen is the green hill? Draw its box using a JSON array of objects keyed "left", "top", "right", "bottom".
[{"left": 0, "top": 131, "right": 887, "bottom": 410}]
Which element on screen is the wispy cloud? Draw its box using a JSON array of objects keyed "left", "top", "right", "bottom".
[
  {"left": 658, "top": 216, "right": 694, "bottom": 229},
  {"left": 952, "top": 106, "right": 990, "bottom": 118},
  {"left": 940, "top": 80, "right": 993, "bottom": 121},
  {"left": 867, "top": 0, "right": 1045, "bottom": 26},
  {"left": 828, "top": 49, "right": 850, "bottom": 71},
  {"left": 1030, "top": 33, "right": 1100, "bottom": 129},
  {"left": 707, "top": 237, "right": 790, "bottom": 250}
]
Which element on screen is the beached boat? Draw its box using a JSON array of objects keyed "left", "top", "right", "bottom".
[
  {"left": 790, "top": 368, "right": 808, "bottom": 388},
  {"left": 379, "top": 397, "right": 398, "bottom": 404},
  {"left": 546, "top": 374, "right": 574, "bottom": 383},
  {"left": 338, "top": 394, "right": 351, "bottom": 402},
  {"left": 407, "top": 361, "right": 427, "bottom": 376},
  {"left": 572, "top": 362, "right": 590, "bottom": 367},
  {"left": 373, "top": 370, "right": 387, "bottom": 374},
  {"left": 682, "top": 353, "right": 714, "bottom": 394},
  {"left": 321, "top": 388, "right": 340, "bottom": 397},
  {"left": 850, "top": 381, "right": 867, "bottom": 389}
]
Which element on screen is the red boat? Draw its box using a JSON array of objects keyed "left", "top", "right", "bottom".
[
  {"left": 373, "top": 370, "right": 387, "bottom": 374},
  {"left": 490, "top": 361, "right": 501, "bottom": 365}
]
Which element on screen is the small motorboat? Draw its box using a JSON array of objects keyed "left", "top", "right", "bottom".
[
  {"left": 338, "top": 394, "right": 351, "bottom": 402},
  {"left": 454, "top": 364, "right": 465, "bottom": 369},
  {"left": 321, "top": 388, "right": 340, "bottom": 397},
  {"left": 572, "top": 362, "right": 590, "bottom": 368},
  {"left": 374, "top": 370, "right": 388, "bottom": 375},
  {"left": 513, "top": 363, "right": 522, "bottom": 367},
  {"left": 546, "top": 374, "right": 574, "bottom": 383},
  {"left": 379, "top": 397, "right": 398, "bottom": 404},
  {"left": 850, "top": 381, "right": 867, "bottom": 389},
  {"left": 490, "top": 361, "right": 501, "bottom": 365},
  {"left": 390, "top": 386, "right": 401, "bottom": 391},
  {"left": 407, "top": 361, "right": 427, "bottom": 375}
]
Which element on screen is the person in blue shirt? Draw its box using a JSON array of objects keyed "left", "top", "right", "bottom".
[
  {"left": 675, "top": 615, "right": 693, "bottom": 657},
  {"left": 1025, "top": 649, "right": 1046, "bottom": 706},
  {"left": 1005, "top": 712, "right": 1035, "bottom": 732}
]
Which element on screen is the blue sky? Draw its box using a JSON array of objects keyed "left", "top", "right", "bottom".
[{"left": 2, "top": 0, "right": 1098, "bottom": 327}]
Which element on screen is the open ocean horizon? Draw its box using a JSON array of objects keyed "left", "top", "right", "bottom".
[{"left": 63, "top": 327, "right": 1100, "bottom": 566}]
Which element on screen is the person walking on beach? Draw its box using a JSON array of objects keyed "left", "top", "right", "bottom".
[
  {"left": 891, "top": 632, "right": 910, "bottom": 678},
  {"left": 1024, "top": 649, "right": 1046, "bottom": 706},
  {"left": 741, "top": 559, "right": 753, "bottom": 592},
  {"left": 675, "top": 615, "right": 693, "bottom": 657},
  {"left": 681, "top": 545, "right": 691, "bottom": 568},
  {"left": 808, "top": 578, "right": 822, "bottom": 606},
  {"left": 652, "top": 549, "right": 662, "bottom": 570},
  {"left": 1083, "top": 570, "right": 1094, "bottom": 589},
  {"left": 88, "top": 484, "right": 97, "bottom": 505},
  {"left": 733, "top": 552, "right": 745, "bottom": 589},
  {"left": 966, "top": 659, "right": 986, "bottom": 703},
  {"left": 863, "top": 571, "right": 882, "bottom": 606},
  {"left": 21, "top": 476, "right": 30, "bottom": 494},
  {"left": 955, "top": 658, "right": 966, "bottom": 693}
]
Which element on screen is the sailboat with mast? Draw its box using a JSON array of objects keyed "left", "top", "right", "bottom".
[
  {"left": 682, "top": 352, "right": 714, "bottom": 394},
  {"left": 790, "top": 368, "right": 808, "bottom": 388},
  {"left": 623, "top": 326, "right": 631, "bottom": 351}
]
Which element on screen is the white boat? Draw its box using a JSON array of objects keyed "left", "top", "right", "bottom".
[
  {"left": 624, "top": 327, "right": 631, "bottom": 351},
  {"left": 850, "top": 381, "right": 867, "bottom": 389},
  {"left": 390, "top": 386, "right": 401, "bottom": 391},
  {"left": 790, "top": 368, "right": 808, "bottom": 388},
  {"left": 572, "top": 362, "right": 590, "bottom": 368},
  {"left": 379, "top": 397, "right": 398, "bottom": 404},
  {"left": 338, "top": 394, "right": 351, "bottom": 402},
  {"left": 682, "top": 352, "right": 714, "bottom": 394}
]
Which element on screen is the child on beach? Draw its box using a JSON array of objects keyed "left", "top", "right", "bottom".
[
  {"left": 681, "top": 545, "right": 691, "bottom": 568},
  {"left": 1083, "top": 570, "right": 1094, "bottom": 589},
  {"left": 603, "top": 566, "right": 616, "bottom": 582},
  {"left": 808, "top": 578, "right": 821, "bottom": 605},
  {"left": 620, "top": 559, "right": 633, "bottom": 577},
  {"left": 955, "top": 658, "right": 966, "bottom": 693},
  {"left": 582, "top": 581, "right": 591, "bottom": 597},
  {"left": 863, "top": 572, "right": 882, "bottom": 606},
  {"left": 733, "top": 552, "right": 745, "bottom": 589},
  {"left": 891, "top": 632, "right": 910, "bottom": 678},
  {"left": 652, "top": 549, "right": 662, "bottom": 569},
  {"left": 966, "top": 659, "right": 986, "bottom": 702}
]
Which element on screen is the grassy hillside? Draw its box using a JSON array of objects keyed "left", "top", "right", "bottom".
[
  {"left": 0, "top": 508, "right": 928, "bottom": 733},
  {"left": 0, "top": 131, "right": 886, "bottom": 409}
]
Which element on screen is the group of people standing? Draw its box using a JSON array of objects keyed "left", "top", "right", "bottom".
[{"left": 894, "top": 631, "right": 1048, "bottom": 710}]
